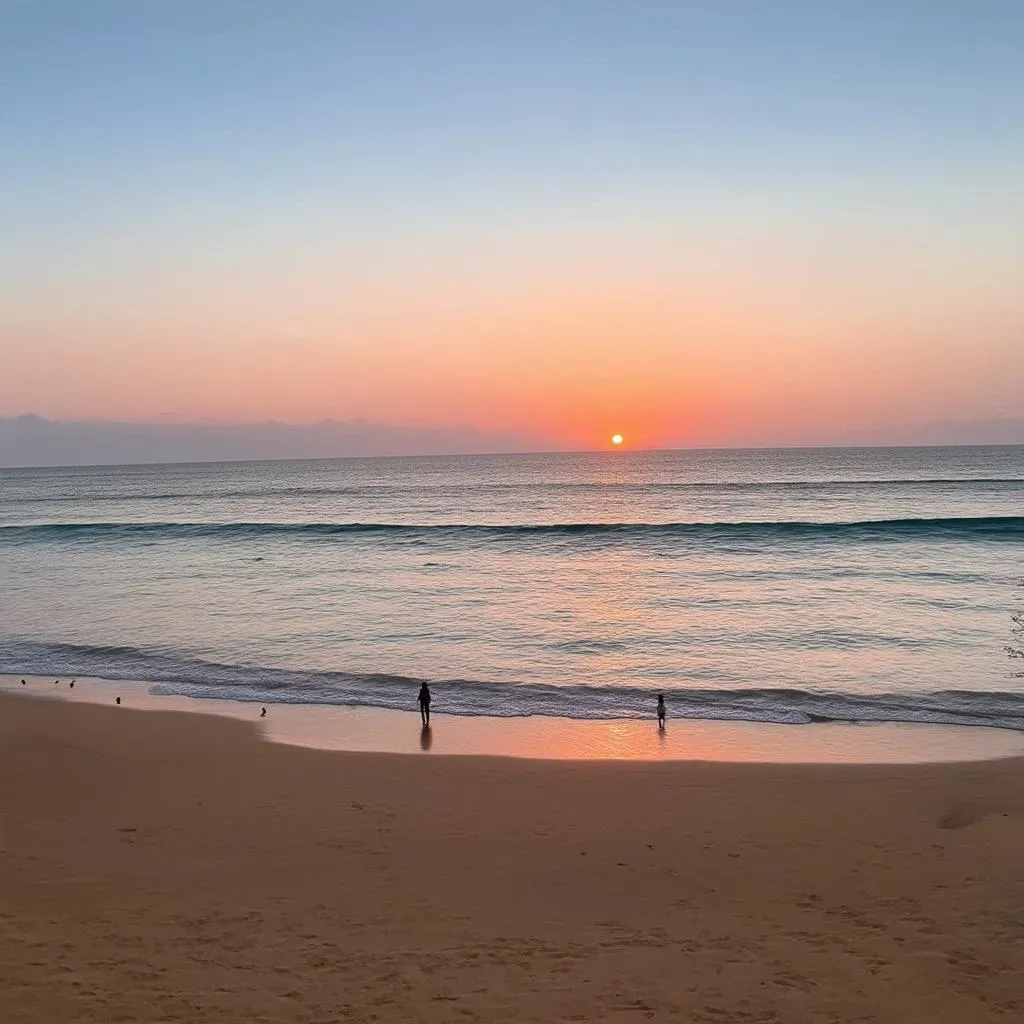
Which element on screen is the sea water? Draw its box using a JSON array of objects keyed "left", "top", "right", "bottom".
[{"left": 1, "top": 446, "right": 1022, "bottom": 731}]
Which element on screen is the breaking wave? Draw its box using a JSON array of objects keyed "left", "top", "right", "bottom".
[{"left": 3, "top": 641, "right": 1023, "bottom": 732}]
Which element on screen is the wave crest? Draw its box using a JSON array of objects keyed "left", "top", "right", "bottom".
[{"left": 2, "top": 515, "right": 1023, "bottom": 544}]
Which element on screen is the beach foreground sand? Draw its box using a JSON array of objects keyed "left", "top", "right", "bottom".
[{"left": 2, "top": 696, "right": 1023, "bottom": 1023}]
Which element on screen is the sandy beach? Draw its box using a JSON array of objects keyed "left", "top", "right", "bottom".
[{"left": 3, "top": 694, "right": 1023, "bottom": 1023}]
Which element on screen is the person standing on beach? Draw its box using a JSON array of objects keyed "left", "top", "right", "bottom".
[
  {"left": 656, "top": 694, "right": 666, "bottom": 729},
  {"left": 418, "top": 682, "right": 432, "bottom": 725}
]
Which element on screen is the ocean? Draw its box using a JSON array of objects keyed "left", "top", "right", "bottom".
[{"left": 1, "top": 446, "right": 1023, "bottom": 732}]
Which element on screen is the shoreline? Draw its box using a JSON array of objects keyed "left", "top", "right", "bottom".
[
  {"left": 3, "top": 693, "right": 1023, "bottom": 1022},
  {"left": 6, "top": 672, "right": 1024, "bottom": 764}
]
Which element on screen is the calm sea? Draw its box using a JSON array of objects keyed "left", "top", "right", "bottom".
[{"left": 1, "top": 447, "right": 1023, "bottom": 731}]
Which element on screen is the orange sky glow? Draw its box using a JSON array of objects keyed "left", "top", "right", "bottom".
[{"left": 5, "top": 235, "right": 1020, "bottom": 450}]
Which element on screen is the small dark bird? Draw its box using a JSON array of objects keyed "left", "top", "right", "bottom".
[
  {"left": 21, "top": 679, "right": 25, "bottom": 685},
  {"left": 115, "top": 697, "right": 121, "bottom": 705},
  {"left": 260, "top": 707, "right": 267, "bottom": 718},
  {"left": 54, "top": 679, "right": 59, "bottom": 684},
  {"left": 69, "top": 680, "right": 75, "bottom": 688}
]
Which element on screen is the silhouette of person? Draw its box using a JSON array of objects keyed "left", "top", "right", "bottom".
[
  {"left": 418, "top": 682, "right": 432, "bottom": 725},
  {"left": 260, "top": 707, "right": 267, "bottom": 718},
  {"left": 656, "top": 694, "right": 666, "bottom": 729}
]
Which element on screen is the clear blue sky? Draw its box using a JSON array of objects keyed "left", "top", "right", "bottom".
[{"left": 2, "top": 1, "right": 1022, "bottom": 448}]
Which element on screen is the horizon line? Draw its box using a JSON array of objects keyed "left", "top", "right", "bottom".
[{"left": 3, "top": 440, "right": 1024, "bottom": 474}]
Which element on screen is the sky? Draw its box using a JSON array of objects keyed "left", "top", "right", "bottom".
[{"left": 1, "top": 0, "right": 1022, "bottom": 454}]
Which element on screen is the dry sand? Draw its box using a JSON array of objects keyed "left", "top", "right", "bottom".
[{"left": 2, "top": 694, "right": 1023, "bottom": 1023}]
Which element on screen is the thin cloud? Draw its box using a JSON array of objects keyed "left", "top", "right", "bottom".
[{"left": 0, "top": 415, "right": 558, "bottom": 468}]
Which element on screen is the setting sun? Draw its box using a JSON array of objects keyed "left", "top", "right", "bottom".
[{"left": 611, "top": 434, "right": 624, "bottom": 446}]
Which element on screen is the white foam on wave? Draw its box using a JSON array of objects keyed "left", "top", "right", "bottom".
[{"left": 2, "top": 640, "right": 1024, "bottom": 732}]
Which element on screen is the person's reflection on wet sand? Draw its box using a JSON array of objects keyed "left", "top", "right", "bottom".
[{"left": 420, "top": 724, "right": 433, "bottom": 751}]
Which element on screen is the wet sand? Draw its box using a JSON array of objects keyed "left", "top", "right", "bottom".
[
  {"left": 6, "top": 673, "right": 1024, "bottom": 763},
  {"left": 3, "top": 693, "right": 1023, "bottom": 1022}
]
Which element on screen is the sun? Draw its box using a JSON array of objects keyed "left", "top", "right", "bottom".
[{"left": 611, "top": 434, "right": 624, "bottom": 446}]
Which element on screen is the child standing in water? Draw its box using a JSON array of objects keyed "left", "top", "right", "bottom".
[{"left": 656, "top": 694, "right": 666, "bottom": 728}]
